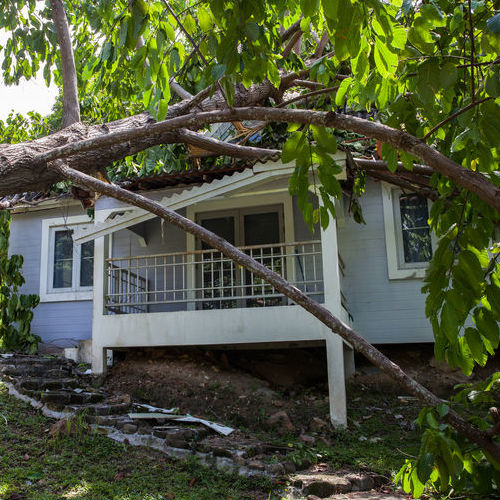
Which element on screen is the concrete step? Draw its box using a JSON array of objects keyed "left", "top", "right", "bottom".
[{"left": 1, "top": 364, "right": 72, "bottom": 378}]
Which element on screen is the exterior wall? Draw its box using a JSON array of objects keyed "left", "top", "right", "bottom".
[
  {"left": 337, "top": 179, "right": 433, "bottom": 344},
  {"left": 8, "top": 205, "right": 93, "bottom": 347}
]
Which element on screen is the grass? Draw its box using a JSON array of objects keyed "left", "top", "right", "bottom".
[
  {"left": 0, "top": 383, "right": 275, "bottom": 500},
  {"left": 0, "top": 380, "right": 424, "bottom": 499}
]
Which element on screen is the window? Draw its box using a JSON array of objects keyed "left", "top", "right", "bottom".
[
  {"left": 40, "top": 215, "right": 94, "bottom": 301},
  {"left": 382, "top": 183, "right": 433, "bottom": 279}
]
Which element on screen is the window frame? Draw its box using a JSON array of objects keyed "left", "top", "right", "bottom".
[
  {"left": 40, "top": 215, "right": 94, "bottom": 302},
  {"left": 382, "top": 183, "right": 434, "bottom": 280}
]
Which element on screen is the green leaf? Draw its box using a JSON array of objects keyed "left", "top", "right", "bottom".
[
  {"left": 245, "top": 22, "right": 260, "bottom": 41},
  {"left": 300, "top": 0, "right": 319, "bottom": 18},
  {"left": 198, "top": 8, "right": 212, "bottom": 32},
  {"left": 312, "top": 126, "right": 337, "bottom": 153},
  {"left": 464, "top": 327, "right": 487, "bottom": 365},
  {"left": 486, "top": 284, "right": 500, "bottom": 319},
  {"left": 335, "top": 77, "right": 352, "bottom": 106},
  {"left": 475, "top": 308, "right": 500, "bottom": 349},
  {"left": 486, "top": 13, "right": 500, "bottom": 35},
  {"left": 282, "top": 132, "right": 304, "bottom": 164},
  {"left": 440, "top": 302, "right": 458, "bottom": 342},
  {"left": 374, "top": 37, "right": 398, "bottom": 77},
  {"left": 211, "top": 63, "right": 226, "bottom": 81}
]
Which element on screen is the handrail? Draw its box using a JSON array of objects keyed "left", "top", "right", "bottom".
[{"left": 105, "top": 240, "right": 322, "bottom": 262}]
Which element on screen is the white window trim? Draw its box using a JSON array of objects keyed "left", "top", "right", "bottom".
[
  {"left": 40, "top": 215, "right": 94, "bottom": 302},
  {"left": 382, "top": 183, "right": 435, "bottom": 280}
]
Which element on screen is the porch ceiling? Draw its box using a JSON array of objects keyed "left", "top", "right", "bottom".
[{"left": 73, "top": 161, "right": 296, "bottom": 244}]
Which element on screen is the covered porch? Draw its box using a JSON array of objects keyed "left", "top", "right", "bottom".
[{"left": 75, "top": 159, "right": 352, "bottom": 425}]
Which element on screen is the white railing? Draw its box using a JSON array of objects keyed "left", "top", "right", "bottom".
[{"left": 104, "top": 241, "right": 323, "bottom": 314}]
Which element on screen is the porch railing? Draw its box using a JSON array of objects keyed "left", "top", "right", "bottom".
[{"left": 104, "top": 240, "right": 323, "bottom": 314}]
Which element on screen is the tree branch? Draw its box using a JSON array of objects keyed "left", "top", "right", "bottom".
[
  {"left": 53, "top": 161, "right": 500, "bottom": 462},
  {"left": 423, "top": 97, "right": 493, "bottom": 141},
  {"left": 178, "top": 128, "right": 280, "bottom": 159},
  {"left": 50, "top": 0, "right": 80, "bottom": 127},
  {"left": 31, "top": 107, "right": 500, "bottom": 212}
]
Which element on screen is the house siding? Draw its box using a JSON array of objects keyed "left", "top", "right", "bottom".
[
  {"left": 8, "top": 206, "right": 93, "bottom": 347},
  {"left": 337, "top": 179, "right": 433, "bottom": 344}
]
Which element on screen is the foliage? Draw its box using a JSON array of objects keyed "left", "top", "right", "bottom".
[
  {"left": 397, "top": 373, "right": 500, "bottom": 497},
  {"left": 0, "top": 211, "right": 40, "bottom": 353}
]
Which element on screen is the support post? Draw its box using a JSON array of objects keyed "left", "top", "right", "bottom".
[
  {"left": 91, "top": 234, "right": 109, "bottom": 374},
  {"left": 320, "top": 217, "right": 347, "bottom": 427},
  {"left": 326, "top": 334, "right": 347, "bottom": 427}
]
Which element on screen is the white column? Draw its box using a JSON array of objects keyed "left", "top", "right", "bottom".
[
  {"left": 91, "top": 235, "right": 108, "bottom": 374},
  {"left": 320, "top": 218, "right": 347, "bottom": 427}
]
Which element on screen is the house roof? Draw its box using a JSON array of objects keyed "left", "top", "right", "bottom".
[
  {"left": 73, "top": 152, "right": 347, "bottom": 244},
  {"left": 0, "top": 154, "right": 281, "bottom": 211}
]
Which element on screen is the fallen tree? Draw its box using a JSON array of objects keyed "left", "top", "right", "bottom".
[{"left": 1, "top": 0, "right": 500, "bottom": 495}]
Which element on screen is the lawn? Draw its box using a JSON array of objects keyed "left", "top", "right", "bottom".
[
  {"left": 0, "top": 378, "right": 424, "bottom": 499},
  {"left": 0, "top": 383, "right": 275, "bottom": 500}
]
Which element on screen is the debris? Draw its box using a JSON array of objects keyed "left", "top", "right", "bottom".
[
  {"left": 128, "top": 412, "right": 234, "bottom": 436},
  {"left": 345, "top": 472, "right": 375, "bottom": 491},
  {"left": 73, "top": 388, "right": 84, "bottom": 394},
  {"left": 309, "top": 417, "right": 328, "bottom": 432},
  {"left": 134, "top": 403, "right": 176, "bottom": 414},
  {"left": 113, "top": 472, "right": 125, "bottom": 481},
  {"left": 83, "top": 369, "right": 92, "bottom": 375},
  {"left": 0, "top": 353, "right": 14, "bottom": 358}
]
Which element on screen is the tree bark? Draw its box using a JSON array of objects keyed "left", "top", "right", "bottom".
[
  {"left": 53, "top": 161, "right": 500, "bottom": 463},
  {"left": 50, "top": 0, "right": 80, "bottom": 127},
  {"left": 7, "top": 106, "right": 495, "bottom": 212}
]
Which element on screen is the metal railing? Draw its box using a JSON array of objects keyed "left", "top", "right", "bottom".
[{"left": 104, "top": 240, "right": 323, "bottom": 314}]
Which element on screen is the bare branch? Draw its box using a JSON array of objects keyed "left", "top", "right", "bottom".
[
  {"left": 423, "top": 96, "right": 493, "bottom": 141},
  {"left": 277, "top": 85, "right": 339, "bottom": 108},
  {"left": 50, "top": 0, "right": 80, "bottom": 127},
  {"left": 353, "top": 159, "right": 434, "bottom": 176},
  {"left": 283, "top": 29, "right": 302, "bottom": 58},
  {"left": 281, "top": 18, "right": 302, "bottom": 42},
  {"left": 170, "top": 79, "right": 194, "bottom": 100},
  {"left": 313, "top": 31, "right": 329, "bottom": 59}
]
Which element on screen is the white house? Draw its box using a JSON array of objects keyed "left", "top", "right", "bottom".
[{"left": 5, "top": 155, "right": 435, "bottom": 426}]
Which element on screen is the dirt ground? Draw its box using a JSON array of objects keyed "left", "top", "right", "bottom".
[{"left": 103, "top": 343, "right": 498, "bottom": 435}]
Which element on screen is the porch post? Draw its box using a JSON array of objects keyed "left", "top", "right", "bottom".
[
  {"left": 320, "top": 218, "right": 347, "bottom": 427},
  {"left": 91, "top": 235, "right": 108, "bottom": 374}
]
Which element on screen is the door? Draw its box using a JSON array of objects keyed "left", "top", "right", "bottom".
[{"left": 196, "top": 206, "right": 284, "bottom": 309}]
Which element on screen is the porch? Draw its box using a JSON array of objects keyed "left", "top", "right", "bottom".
[
  {"left": 78, "top": 160, "right": 351, "bottom": 426},
  {"left": 104, "top": 240, "right": 324, "bottom": 314}
]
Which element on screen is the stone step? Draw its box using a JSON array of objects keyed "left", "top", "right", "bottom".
[
  {"left": 1, "top": 364, "right": 72, "bottom": 378},
  {"left": 40, "top": 390, "right": 105, "bottom": 406},
  {"left": 0, "top": 356, "right": 71, "bottom": 368},
  {"left": 16, "top": 377, "right": 81, "bottom": 391},
  {"left": 67, "top": 400, "right": 132, "bottom": 416}
]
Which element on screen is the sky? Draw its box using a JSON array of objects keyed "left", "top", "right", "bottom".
[
  {"left": 0, "top": 76, "right": 58, "bottom": 120},
  {"left": 0, "top": 28, "right": 58, "bottom": 121}
]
